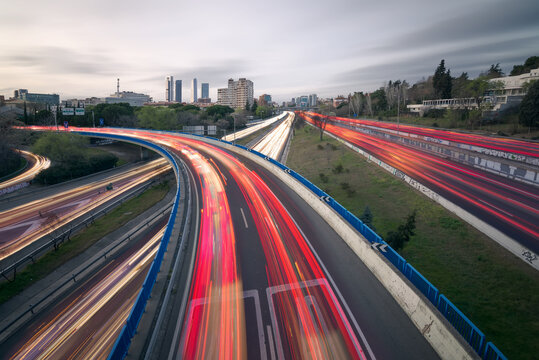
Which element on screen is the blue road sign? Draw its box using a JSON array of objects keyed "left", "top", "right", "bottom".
[
  {"left": 63, "top": 121, "right": 69, "bottom": 128},
  {"left": 99, "top": 118, "right": 104, "bottom": 127}
]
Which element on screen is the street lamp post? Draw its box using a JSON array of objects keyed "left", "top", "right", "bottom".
[
  {"left": 233, "top": 114, "right": 236, "bottom": 145},
  {"left": 397, "top": 84, "right": 400, "bottom": 135}
]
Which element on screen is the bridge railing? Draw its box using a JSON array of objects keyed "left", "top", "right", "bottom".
[
  {"left": 67, "top": 129, "right": 505, "bottom": 360},
  {"left": 211, "top": 133, "right": 506, "bottom": 360},
  {"left": 72, "top": 132, "right": 182, "bottom": 360}
]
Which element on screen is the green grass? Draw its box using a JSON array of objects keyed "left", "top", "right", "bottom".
[
  {"left": 287, "top": 125, "right": 539, "bottom": 360},
  {"left": 0, "top": 181, "right": 171, "bottom": 304}
]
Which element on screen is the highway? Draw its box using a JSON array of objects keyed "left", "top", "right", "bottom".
[
  {"left": 300, "top": 113, "right": 539, "bottom": 255},
  {"left": 2, "top": 220, "right": 168, "bottom": 359},
  {"left": 222, "top": 112, "right": 286, "bottom": 142},
  {"left": 53, "top": 127, "right": 439, "bottom": 359},
  {"left": 0, "top": 158, "right": 171, "bottom": 262},
  {"left": 310, "top": 112, "right": 539, "bottom": 158},
  {"left": 252, "top": 111, "right": 294, "bottom": 160},
  {"left": 0, "top": 150, "right": 50, "bottom": 194}
]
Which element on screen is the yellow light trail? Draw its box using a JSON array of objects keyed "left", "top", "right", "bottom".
[
  {"left": 0, "top": 150, "right": 50, "bottom": 192},
  {"left": 9, "top": 228, "right": 165, "bottom": 360},
  {"left": 0, "top": 158, "right": 171, "bottom": 261}
]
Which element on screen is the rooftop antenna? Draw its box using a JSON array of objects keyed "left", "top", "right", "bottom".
[{"left": 117, "top": 78, "right": 120, "bottom": 96}]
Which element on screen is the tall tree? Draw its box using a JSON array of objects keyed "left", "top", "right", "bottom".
[
  {"left": 510, "top": 56, "right": 539, "bottom": 76},
  {"left": 433, "top": 60, "right": 452, "bottom": 99},
  {"left": 312, "top": 114, "right": 329, "bottom": 141},
  {"left": 519, "top": 80, "right": 539, "bottom": 128},
  {"left": 452, "top": 72, "right": 469, "bottom": 98},
  {"left": 370, "top": 88, "right": 387, "bottom": 113},
  {"left": 360, "top": 206, "right": 375, "bottom": 231},
  {"left": 486, "top": 63, "right": 503, "bottom": 78}
]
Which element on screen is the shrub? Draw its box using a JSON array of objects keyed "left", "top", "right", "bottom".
[{"left": 332, "top": 163, "right": 344, "bottom": 174}]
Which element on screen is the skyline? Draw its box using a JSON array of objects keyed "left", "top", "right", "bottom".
[{"left": 1, "top": 0, "right": 538, "bottom": 103}]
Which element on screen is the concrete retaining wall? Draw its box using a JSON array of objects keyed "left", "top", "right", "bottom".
[
  {"left": 321, "top": 130, "right": 538, "bottom": 270},
  {"left": 336, "top": 121, "right": 539, "bottom": 186},
  {"left": 181, "top": 133, "right": 479, "bottom": 360}
]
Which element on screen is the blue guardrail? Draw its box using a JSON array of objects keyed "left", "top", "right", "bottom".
[
  {"left": 73, "top": 131, "right": 182, "bottom": 360},
  {"left": 218, "top": 135, "right": 506, "bottom": 360},
  {"left": 69, "top": 129, "right": 505, "bottom": 360}
]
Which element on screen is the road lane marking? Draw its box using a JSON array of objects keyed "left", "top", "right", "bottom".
[
  {"left": 277, "top": 203, "right": 376, "bottom": 360},
  {"left": 179, "top": 289, "right": 267, "bottom": 360},
  {"left": 266, "top": 325, "right": 277, "bottom": 360},
  {"left": 240, "top": 207, "right": 249, "bottom": 228}
]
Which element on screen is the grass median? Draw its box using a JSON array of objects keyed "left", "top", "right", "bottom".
[
  {"left": 287, "top": 125, "right": 539, "bottom": 360},
  {"left": 0, "top": 181, "right": 171, "bottom": 305}
]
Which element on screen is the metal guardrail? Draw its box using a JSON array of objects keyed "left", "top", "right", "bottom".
[
  {"left": 0, "top": 200, "right": 172, "bottom": 339},
  {"left": 0, "top": 178, "right": 161, "bottom": 283},
  {"left": 65, "top": 132, "right": 183, "bottom": 360},
  {"left": 211, "top": 134, "right": 507, "bottom": 360},
  {"left": 49, "top": 129, "right": 505, "bottom": 360}
]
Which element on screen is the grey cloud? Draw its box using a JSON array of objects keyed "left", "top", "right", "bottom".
[
  {"left": 136, "top": 60, "right": 253, "bottom": 87},
  {"left": 0, "top": 47, "right": 127, "bottom": 76},
  {"left": 337, "top": 34, "right": 538, "bottom": 91},
  {"left": 367, "top": 0, "right": 539, "bottom": 54}
]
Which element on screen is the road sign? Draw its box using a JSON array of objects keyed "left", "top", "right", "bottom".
[
  {"left": 62, "top": 107, "right": 74, "bottom": 116},
  {"left": 75, "top": 108, "right": 85, "bottom": 116},
  {"left": 320, "top": 195, "right": 331, "bottom": 202},
  {"left": 99, "top": 118, "right": 104, "bottom": 126},
  {"left": 63, "top": 121, "right": 69, "bottom": 129}
]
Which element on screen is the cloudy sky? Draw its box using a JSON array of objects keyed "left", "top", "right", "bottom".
[{"left": 1, "top": 0, "right": 538, "bottom": 103}]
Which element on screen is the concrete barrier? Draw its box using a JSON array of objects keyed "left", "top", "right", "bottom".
[
  {"left": 339, "top": 121, "right": 539, "bottom": 186},
  {"left": 321, "top": 130, "right": 539, "bottom": 271},
  {"left": 179, "top": 133, "right": 479, "bottom": 360}
]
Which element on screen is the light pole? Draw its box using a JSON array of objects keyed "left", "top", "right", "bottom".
[
  {"left": 233, "top": 114, "right": 236, "bottom": 145},
  {"left": 397, "top": 84, "right": 400, "bottom": 135}
]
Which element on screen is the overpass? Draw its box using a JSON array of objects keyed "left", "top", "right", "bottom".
[{"left": 3, "top": 125, "right": 494, "bottom": 359}]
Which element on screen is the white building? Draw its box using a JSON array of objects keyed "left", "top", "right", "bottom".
[
  {"left": 407, "top": 68, "right": 539, "bottom": 115},
  {"left": 106, "top": 91, "right": 152, "bottom": 107},
  {"left": 487, "top": 68, "right": 539, "bottom": 111},
  {"left": 217, "top": 78, "right": 254, "bottom": 109}
]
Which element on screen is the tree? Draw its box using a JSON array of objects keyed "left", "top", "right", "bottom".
[
  {"left": 519, "top": 80, "right": 539, "bottom": 128},
  {"left": 206, "top": 105, "right": 234, "bottom": 118},
  {"left": 365, "top": 93, "right": 373, "bottom": 116},
  {"left": 510, "top": 56, "right": 539, "bottom": 76},
  {"left": 255, "top": 105, "right": 271, "bottom": 119},
  {"left": 23, "top": 101, "right": 28, "bottom": 124},
  {"left": 433, "top": 60, "right": 452, "bottom": 99},
  {"left": 385, "top": 210, "right": 416, "bottom": 251},
  {"left": 370, "top": 88, "right": 387, "bottom": 114},
  {"left": 485, "top": 63, "right": 503, "bottom": 79},
  {"left": 451, "top": 72, "right": 469, "bottom": 98},
  {"left": 32, "top": 133, "right": 88, "bottom": 164},
  {"left": 251, "top": 99, "right": 258, "bottom": 113},
  {"left": 245, "top": 101, "right": 250, "bottom": 111},
  {"left": 360, "top": 206, "right": 375, "bottom": 231},
  {"left": 312, "top": 114, "right": 329, "bottom": 141}
]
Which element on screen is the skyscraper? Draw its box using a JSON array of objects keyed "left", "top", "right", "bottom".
[
  {"left": 175, "top": 80, "right": 182, "bottom": 102},
  {"left": 191, "top": 78, "right": 198, "bottom": 103},
  {"left": 201, "top": 83, "right": 209, "bottom": 99},
  {"left": 166, "top": 76, "right": 174, "bottom": 102}
]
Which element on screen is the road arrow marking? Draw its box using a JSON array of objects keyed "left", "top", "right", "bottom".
[{"left": 320, "top": 195, "right": 331, "bottom": 202}]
